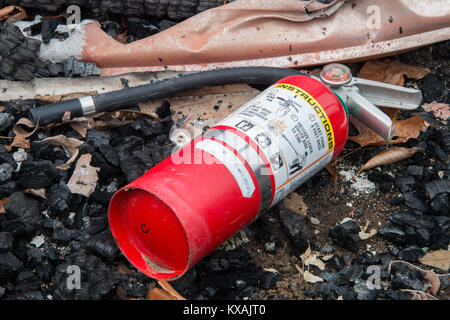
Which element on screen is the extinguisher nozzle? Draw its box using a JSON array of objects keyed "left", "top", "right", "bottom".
[{"left": 108, "top": 188, "right": 190, "bottom": 280}]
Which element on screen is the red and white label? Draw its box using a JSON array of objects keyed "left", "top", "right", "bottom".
[{"left": 215, "top": 83, "right": 335, "bottom": 207}]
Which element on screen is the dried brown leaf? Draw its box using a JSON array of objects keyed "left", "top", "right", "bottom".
[
  {"left": 359, "top": 228, "right": 377, "bottom": 240},
  {"left": 348, "top": 108, "right": 428, "bottom": 147},
  {"left": 69, "top": 118, "right": 93, "bottom": 138},
  {"left": 359, "top": 147, "right": 423, "bottom": 172},
  {"left": 424, "top": 272, "right": 440, "bottom": 296},
  {"left": 358, "top": 59, "right": 429, "bottom": 86},
  {"left": 419, "top": 250, "right": 450, "bottom": 271},
  {"left": 357, "top": 59, "right": 391, "bottom": 83},
  {"left": 352, "top": 60, "right": 429, "bottom": 147},
  {"left": 89, "top": 117, "right": 133, "bottom": 130},
  {"left": 304, "top": 254, "right": 326, "bottom": 270},
  {"left": 54, "top": 115, "right": 98, "bottom": 137},
  {"left": 358, "top": 221, "right": 377, "bottom": 240},
  {"left": 303, "top": 270, "right": 323, "bottom": 283},
  {"left": 325, "top": 164, "right": 338, "bottom": 192},
  {"left": 61, "top": 111, "right": 71, "bottom": 122},
  {"left": 67, "top": 154, "right": 100, "bottom": 197},
  {"left": 117, "top": 263, "right": 133, "bottom": 275},
  {"left": 422, "top": 102, "right": 450, "bottom": 120},
  {"left": 157, "top": 279, "right": 186, "bottom": 300},
  {"left": 147, "top": 288, "right": 177, "bottom": 300},
  {"left": 298, "top": 240, "right": 325, "bottom": 272},
  {"left": 23, "top": 188, "right": 46, "bottom": 199},
  {"left": 300, "top": 241, "right": 311, "bottom": 264},
  {"left": 105, "top": 109, "right": 158, "bottom": 122},
  {"left": 295, "top": 264, "right": 304, "bottom": 277},
  {"left": 0, "top": 197, "right": 9, "bottom": 213},
  {"left": 38, "top": 135, "right": 84, "bottom": 170},
  {"left": 384, "top": 60, "right": 430, "bottom": 86},
  {"left": 115, "top": 31, "right": 129, "bottom": 44},
  {"left": 9, "top": 118, "right": 39, "bottom": 149},
  {"left": 35, "top": 91, "right": 98, "bottom": 104},
  {"left": 325, "top": 164, "right": 337, "bottom": 183},
  {"left": 391, "top": 114, "right": 430, "bottom": 143},
  {"left": 0, "top": 5, "right": 27, "bottom": 22},
  {"left": 283, "top": 192, "right": 308, "bottom": 217}
]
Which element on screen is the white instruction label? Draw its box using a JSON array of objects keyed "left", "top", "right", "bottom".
[
  {"left": 195, "top": 139, "right": 256, "bottom": 198},
  {"left": 218, "top": 83, "right": 335, "bottom": 206}
]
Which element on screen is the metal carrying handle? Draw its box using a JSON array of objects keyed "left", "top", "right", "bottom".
[{"left": 319, "top": 64, "right": 423, "bottom": 143}]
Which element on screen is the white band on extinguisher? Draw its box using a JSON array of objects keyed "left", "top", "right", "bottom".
[
  {"left": 195, "top": 139, "right": 256, "bottom": 198},
  {"left": 205, "top": 128, "right": 273, "bottom": 214}
]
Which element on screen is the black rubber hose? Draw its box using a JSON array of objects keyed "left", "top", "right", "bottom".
[{"left": 29, "top": 67, "right": 309, "bottom": 126}]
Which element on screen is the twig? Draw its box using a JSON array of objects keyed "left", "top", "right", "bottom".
[
  {"left": 279, "top": 241, "right": 287, "bottom": 256},
  {"left": 331, "top": 146, "right": 363, "bottom": 166},
  {"left": 163, "top": 142, "right": 175, "bottom": 149},
  {"left": 295, "top": 264, "right": 303, "bottom": 279}
]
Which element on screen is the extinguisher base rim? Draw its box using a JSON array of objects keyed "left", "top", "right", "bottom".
[{"left": 108, "top": 187, "right": 190, "bottom": 280}]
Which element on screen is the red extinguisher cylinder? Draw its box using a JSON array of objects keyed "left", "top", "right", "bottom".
[{"left": 108, "top": 75, "right": 348, "bottom": 280}]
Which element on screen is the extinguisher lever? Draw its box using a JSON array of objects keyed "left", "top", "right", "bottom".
[
  {"left": 337, "top": 86, "right": 395, "bottom": 142},
  {"left": 349, "top": 77, "right": 423, "bottom": 110},
  {"left": 318, "top": 63, "right": 423, "bottom": 144}
]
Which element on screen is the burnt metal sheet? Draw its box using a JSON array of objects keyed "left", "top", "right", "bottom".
[{"left": 35, "top": 0, "right": 450, "bottom": 75}]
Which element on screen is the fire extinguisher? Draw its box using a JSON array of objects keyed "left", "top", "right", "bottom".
[
  {"left": 28, "top": 64, "right": 422, "bottom": 280},
  {"left": 105, "top": 64, "right": 422, "bottom": 280}
]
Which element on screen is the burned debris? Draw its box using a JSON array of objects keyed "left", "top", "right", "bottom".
[
  {"left": 1, "top": 0, "right": 230, "bottom": 20},
  {"left": 0, "top": 0, "right": 448, "bottom": 303},
  {"left": 0, "top": 22, "right": 102, "bottom": 81}
]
